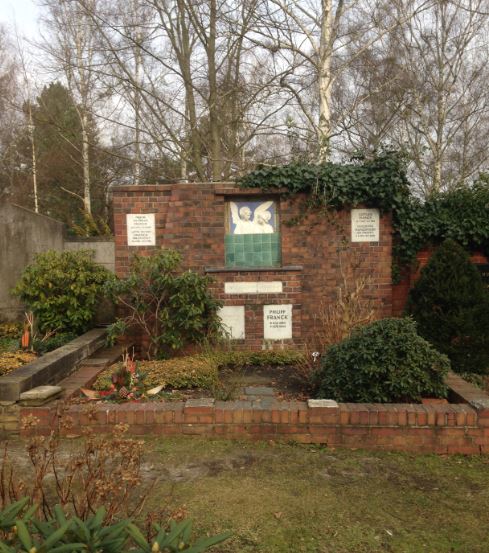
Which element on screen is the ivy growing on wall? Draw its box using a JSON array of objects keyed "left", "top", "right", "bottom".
[{"left": 239, "top": 153, "right": 489, "bottom": 280}]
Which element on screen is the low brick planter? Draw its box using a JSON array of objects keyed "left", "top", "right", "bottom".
[
  {"left": 17, "top": 380, "right": 489, "bottom": 454},
  {"left": 11, "top": 362, "right": 489, "bottom": 455}
]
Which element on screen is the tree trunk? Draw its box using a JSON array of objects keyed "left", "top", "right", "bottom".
[
  {"left": 207, "top": 0, "right": 222, "bottom": 180},
  {"left": 81, "top": 113, "right": 91, "bottom": 214},
  {"left": 27, "top": 103, "right": 39, "bottom": 213},
  {"left": 318, "top": 0, "right": 333, "bottom": 162}
]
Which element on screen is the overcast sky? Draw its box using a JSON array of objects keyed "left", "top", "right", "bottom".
[{"left": 0, "top": 0, "right": 39, "bottom": 39}]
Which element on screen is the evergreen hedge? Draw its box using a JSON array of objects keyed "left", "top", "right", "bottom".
[{"left": 405, "top": 239, "right": 489, "bottom": 374}]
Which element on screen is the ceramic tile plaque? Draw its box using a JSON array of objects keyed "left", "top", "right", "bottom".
[
  {"left": 351, "top": 208, "right": 379, "bottom": 242},
  {"left": 127, "top": 214, "right": 156, "bottom": 246},
  {"left": 219, "top": 306, "right": 245, "bottom": 339},
  {"left": 224, "top": 281, "right": 283, "bottom": 294},
  {"left": 263, "top": 304, "right": 292, "bottom": 340},
  {"left": 227, "top": 200, "right": 277, "bottom": 235}
]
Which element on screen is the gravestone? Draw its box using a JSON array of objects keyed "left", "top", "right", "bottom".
[
  {"left": 219, "top": 306, "right": 245, "bottom": 339},
  {"left": 263, "top": 304, "right": 292, "bottom": 340}
]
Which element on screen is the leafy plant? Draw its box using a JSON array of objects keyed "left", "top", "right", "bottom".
[
  {"left": 314, "top": 318, "right": 450, "bottom": 403},
  {"left": 212, "top": 349, "right": 305, "bottom": 369},
  {"left": 31, "top": 333, "right": 77, "bottom": 355},
  {"left": 0, "top": 501, "right": 229, "bottom": 553},
  {"left": 106, "top": 250, "right": 222, "bottom": 359},
  {"left": 405, "top": 239, "right": 489, "bottom": 374},
  {"left": 13, "top": 250, "right": 113, "bottom": 334}
]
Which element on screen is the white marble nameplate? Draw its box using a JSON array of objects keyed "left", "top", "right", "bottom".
[
  {"left": 351, "top": 208, "right": 379, "bottom": 242},
  {"left": 218, "top": 306, "right": 245, "bottom": 340},
  {"left": 263, "top": 304, "right": 292, "bottom": 340},
  {"left": 127, "top": 214, "right": 156, "bottom": 246},
  {"left": 225, "top": 282, "right": 283, "bottom": 295}
]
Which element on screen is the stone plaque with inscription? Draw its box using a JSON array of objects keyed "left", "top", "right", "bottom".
[
  {"left": 351, "top": 209, "right": 380, "bottom": 242},
  {"left": 263, "top": 304, "right": 292, "bottom": 340},
  {"left": 219, "top": 306, "right": 245, "bottom": 340},
  {"left": 225, "top": 281, "right": 283, "bottom": 295},
  {"left": 127, "top": 214, "right": 156, "bottom": 246}
]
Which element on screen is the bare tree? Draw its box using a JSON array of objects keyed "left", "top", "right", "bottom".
[
  {"left": 254, "top": 0, "right": 436, "bottom": 161},
  {"left": 70, "top": 0, "right": 294, "bottom": 181},
  {"left": 341, "top": 0, "right": 489, "bottom": 195},
  {"left": 39, "top": 0, "right": 100, "bottom": 213}
]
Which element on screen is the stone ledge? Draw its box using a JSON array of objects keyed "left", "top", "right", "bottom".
[
  {"left": 445, "top": 371, "right": 489, "bottom": 412},
  {"left": 20, "top": 386, "right": 62, "bottom": 406},
  {"left": 0, "top": 328, "right": 107, "bottom": 402},
  {"left": 205, "top": 266, "right": 303, "bottom": 273}
]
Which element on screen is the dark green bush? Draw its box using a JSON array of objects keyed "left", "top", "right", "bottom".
[
  {"left": 405, "top": 239, "right": 489, "bottom": 374},
  {"left": 106, "top": 250, "right": 222, "bottom": 359},
  {"left": 13, "top": 250, "right": 113, "bottom": 335},
  {"left": 314, "top": 318, "right": 449, "bottom": 403}
]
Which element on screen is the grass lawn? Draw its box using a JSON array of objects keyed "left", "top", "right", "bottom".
[{"left": 140, "top": 437, "right": 489, "bottom": 553}]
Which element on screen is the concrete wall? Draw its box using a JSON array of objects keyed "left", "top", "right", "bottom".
[
  {"left": 64, "top": 238, "right": 115, "bottom": 272},
  {"left": 0, "top": 204, "right": 65, "bottom": 321},
  {"left": 0, "top": 203, "right": 115, "bottom": 322}
]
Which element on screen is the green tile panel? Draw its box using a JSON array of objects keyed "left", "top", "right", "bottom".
[{"left": 225, "top": 233, "right": 281, "bottom": 267}]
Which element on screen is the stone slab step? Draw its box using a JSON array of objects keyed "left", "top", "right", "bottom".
[
  {"left": 0, "top": 329, "right": 107, "bottom": 402},
  {"left": 20, "top": 385, "right": 62, "bottom": 406}
]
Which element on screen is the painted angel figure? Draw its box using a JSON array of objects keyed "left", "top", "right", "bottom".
[{"left": 229, "top": 201, "right": 274, "bottom": 234}]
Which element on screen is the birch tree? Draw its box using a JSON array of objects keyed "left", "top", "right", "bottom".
[
  {"left": 341, "top": 0, "right": 489, "bottom": 195},
  {"left": 256, "top": 0, "right": 434, "bottom": 161},
  {"left": 72, "top": 0, "right": 292, "bottom": 180},
  {"left": 39, "top": 0, "right": 100, "bottom": 213}
]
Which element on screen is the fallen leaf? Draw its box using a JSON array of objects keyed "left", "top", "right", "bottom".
[
  {"left": 147, "top": 385, "right": 165, "bottom": 396},
  {"left": 80, "top": 388, "right": 101, "bottom": 400}
]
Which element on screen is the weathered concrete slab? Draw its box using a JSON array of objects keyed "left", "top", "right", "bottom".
[
  {"left": 243, "top": 386, "right": 275, "bottom": 397},
  {"left": 307, "top": 399, "right": 339, "bottom": 409},
  {"left": 0, "top": 328, "right": 106, "bottom": 401},
  {"left": 20, "top": 385, "right": 62, "bottom": 406}
]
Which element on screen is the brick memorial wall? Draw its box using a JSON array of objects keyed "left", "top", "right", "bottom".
[{"left": 112, "top": 183, "right": 393, "bottom": 350}]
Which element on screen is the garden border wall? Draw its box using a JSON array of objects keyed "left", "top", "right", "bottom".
[
  {"left": 0, "top": 329, "right": 107, "bottom": 402},
  {"left": 16, "top": 371, "right": 489, "bottom": 455}
]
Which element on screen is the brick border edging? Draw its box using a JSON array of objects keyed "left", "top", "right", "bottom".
[
  {"left": 19, "top": 396, "right": 488, "bottom": 455},
  {"left": 14, "top": 369, "right": 489, "bottom": 455}
]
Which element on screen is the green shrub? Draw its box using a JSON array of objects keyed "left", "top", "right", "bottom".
[
  {"left": 314, "top": 318, "right": 449, "bottom": 403},
  {"left": 32, "top": 332, "right": 77, "bottom": 355},
  {"left": 405, "top": 239, "right": 489, "bottom": 374},
  {"left": 106, "top": 250, "right": 222, "bottom": 359},
  {"left": 13, "top": 250, "right": 113, "bottom": 334}
]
